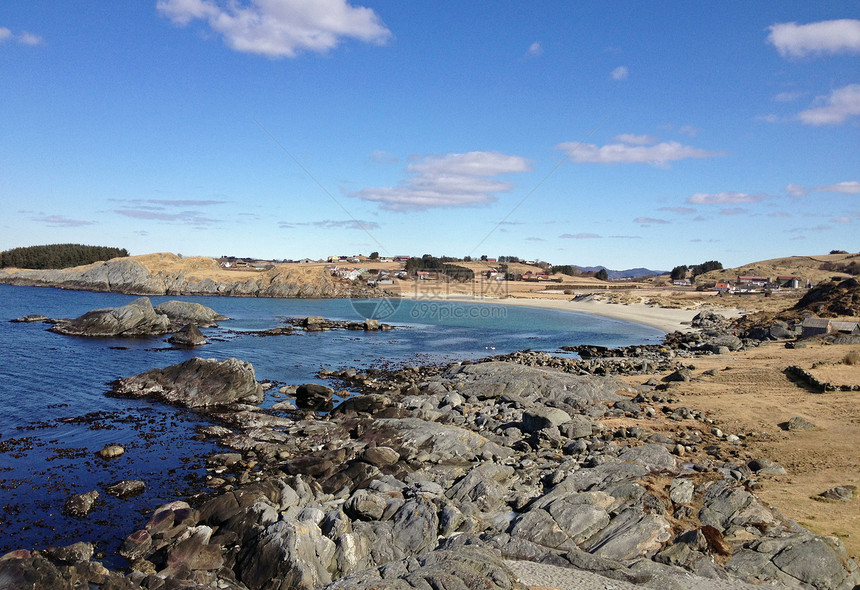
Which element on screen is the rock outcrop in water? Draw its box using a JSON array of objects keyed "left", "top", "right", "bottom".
[
  {"left": 50, "top": 297, "right": 172, "bottom": 337},
  {"left": 48, "top": 297, "right": 225, "bottom": 338},
  {"left": 111, "top": 357, "right": 264, "bottom": 408}
]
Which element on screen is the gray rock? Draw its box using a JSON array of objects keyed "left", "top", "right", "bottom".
[
  {"left": 559, "top": 415, "right": 594, "bottom": 439},
  {"left": 105, "top": 480, "right": 146, "bottom": 499},
  {"left": 361, "top": 446, "right": 400, "bottom": 467},
  {"left": 63, "top": 491, "right": 99, "bottom": 517},
  {"left": 296, "top": 383, "right": 335, "bottom": 411},
  {"left": 616, "top": 444, "right": 679, "bottom": 473},
  {"left": 323, "top": 547, "right": 522, "bottom": 590},
  {"left": 784, "top": 416, "right": 816, "bottom": 431},
  {"left": 238, "top": 518, "right": 336, "bottom": 590},
  {"left": 97, "top": 444, "right": 124, "bottom": 458},
  {"left": 112, "top": 357, "right": 264, "bottom": 408},
  {"left": 440, "top": 362, "right": 628, "bottom": 404},
  {"left": 819, "top": 485, "right": 856, "bottom": 501},
  {"left": 771, "top": 536, "right": 855, "bottom": 590},
  {"left": 521, "top": 406, "right": 571, "bottom": 433},
  {"left": 167, "top": 323, "right": 208, "bottom": 346},
  {"left": 50, "top": 297, "right": 171, "bottom": 337},
  {"left": 707, "top": 334, "right": 743, "bottom": 352},
  {"left": 663, "top": 368, "right": 692, "bottom": 382},
  {"left": 669, "top": 478, "right": 695, "bottom": 505},
  {"left": 344, "top": 489, "right": 388, "bottom": 521},
  {"left": 748, "top": 458, "right": 787, "bottom": 475},
  {"left": 391, "top": 498, "right": 439, "bottom": 555},
  {"left": 154, "top": 300, "right": 227, "bottom": 327}
]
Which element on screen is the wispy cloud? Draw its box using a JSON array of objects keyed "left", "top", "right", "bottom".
[
  {"left": 560, "top": 233, "right": 601, "bottom": 239},
  {"left": 32, "top": 214, "right": 96, "bottom": 227},
  {"left": 353, "top": 151, "right": 532, "bottom": 211},
  {"left": 677, "top": 125, "right": 699, "bottom": 138},
  {"left": 634, "top": 217, "right": 669, "bottom": 225},
  {"left": 769, "top": 211, "right": 792, "bottom": 218},
  {"left": 156, "top": 0, "right": 392, "bottom": 58},
  {"left": 525, "top": 41, "right": 543, "bottom": 57},
  {"left": 114, "top": 209, "right": 219, "bottom": 225},
  {"left": 659, "top": 206, "right": 697, "bottom": 214},
  {"left": 0, "top": 27, "right": 43, "bottom": 46},
  {"left": 767, "top": 19, "right": 860, "bottom": 58},
  {"left": 370, "top": 150, "right": 399, "bottom": 164},
  {"left": 797, "top": 84, "right": 860, "bottom": 125},
  {"left": 687, "top": 192, "right": 768, "bottom": 205},
  {"left": 774, "top": 91, "right": 803, "bottom": 102},
  {"left": 613, "top": 134, "right": 658, "bottom": 145},
  {"left": 786, "top": 180, "right": 860, "bottom": 197},
  {"left": 833, "top": 216, "right": 851, "bottom": 223},
  {"left": 611, "top": 66, "right": 628, "bottom": 81},
  {"left": 279, "top": 219, "right": 380, "bottom": 230},
  {"left": 719, "top": 208, "right": 746, "bottom": 216},
  {"left": 558, "top": 136, "right": 723, "bottom": 167}
]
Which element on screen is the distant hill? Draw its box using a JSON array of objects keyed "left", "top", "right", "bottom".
[
  {"left": 696, "top": 252, "right": 860, "bottom": 286},
  {"left": 573, "top": 266, "right": 668, "bottom": 280}
]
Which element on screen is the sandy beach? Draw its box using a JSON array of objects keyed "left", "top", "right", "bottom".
[{"left": 407, "top": 292, "right": 742, "bottom": 334}]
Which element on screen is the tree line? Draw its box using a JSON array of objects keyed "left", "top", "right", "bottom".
[
  {"left": 670, "top": 260, "right": 723, "bottom": 282},
  {"left": 0, "top": 244, "right": 129, "bottom": 269},
  {"left": 405, "top": 255, "right": 475, "bottom": 281}
]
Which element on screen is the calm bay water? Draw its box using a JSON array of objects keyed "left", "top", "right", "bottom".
[{"left": 0, "top": 284, "right": 663, "bottom": 564}]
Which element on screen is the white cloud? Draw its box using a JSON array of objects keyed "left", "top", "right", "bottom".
[
  {"left": 611, "top": 66, "right": 628, "bottom": 81},
  {"left": 353, "top": 151, "right": 532, "bottom": 211},
  {"left": 719, "top": 208, "right": 746, "bottom": 215},
  {"left": 774, "top": 91, "right": 802, "bottom": 102},
  {"left": 659, "top": 206, "right": 697, "bottom": 214},
  {"left": 614, "top": 133, "right": 659, "bottom": 145},
  {"left": 558, "top": 139, "right": 723, "bottom": 167},
  {"left": 687, "top": 192, "right": 767, "bottom": 204},
  {"left": 756, "top": 113, "right": 779, "bottom": 123},
  {"left": 788, "top": 180, "right": 860, "bottom": 196},
  {"left": 17, "top": 31, "right": 43, "bottom": 46},
  {"left": 678, "top": 125, "right": 699, "bottom": 138},
  {"left": 0, "top": 27, "right": 43, "bottom": 45},
  {"left": 634, "top": 217, "right": 669, "bottom": 225},
  {"left": 786, "top": 183, "right": 808, "bottom": 197},
  {"left": 526, "top": 41, "right": 542, "bottom": 57},
  {"left": 560, "top": 233, "right": 601, "bottom": 239},
  {"left": 833, "top": 216, "right": 851, "bottom": 223},
  {"left": 370, "top": 150, "right": 398, "bottom": 164},
  {"left": 769, "top": 211, "right": 792, "bottom": 217},
  {"left": 816, "top": 181, "right": 860, "bottom": 194},
  {"left": 767, "top": 19, "right": 860, "bottom": 58},
  {"left": 797, "top": 84, "right": 860, "bottom": 125},
  {"left": 157, "top": 0, "right": 392, "bottom": 58},
  {"left": 279, "top": 219, "right": 380, "bottom": 230}
]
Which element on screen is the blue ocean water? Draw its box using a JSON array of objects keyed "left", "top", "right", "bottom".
[{"left": 0, "top": 285, "right": 663, "bottom": 564}]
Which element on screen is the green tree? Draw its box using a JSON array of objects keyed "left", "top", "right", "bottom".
[
  {"left": 369, "top": 251, "right": 379, "bottom": 260},
  {"left": 670, "top": 265, "right": 688, "bottom": 281},
  {"left": 595, "top": 268, "right": 609, "bottom": 281}
]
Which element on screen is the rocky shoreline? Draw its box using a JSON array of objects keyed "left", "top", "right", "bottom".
[{"left": 2, "top": 314, "right": 858, "bottom": 590}]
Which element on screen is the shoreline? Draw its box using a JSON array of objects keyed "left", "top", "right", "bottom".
[{"left": 404, "top": 292, "right": 743, "bottom": 334}]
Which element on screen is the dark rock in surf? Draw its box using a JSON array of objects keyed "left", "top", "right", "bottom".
[{"left": 111, "top": 357, "right": 264, "bottom": 408}]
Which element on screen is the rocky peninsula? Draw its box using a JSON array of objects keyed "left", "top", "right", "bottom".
[
  {"left": 0, "top": 253, "right": 368, "bottom": 298},
  {"left": 2, "top": 309, "right": 858, "bottom": 590}
]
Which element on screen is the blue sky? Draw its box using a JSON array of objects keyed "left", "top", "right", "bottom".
[{"left": 1, "top": 2, "right": 858, "bottom": 269}]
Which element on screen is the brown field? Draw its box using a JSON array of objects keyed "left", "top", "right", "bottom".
[{"left": 617, "top": 341, "right": 860, "bottom": 557}]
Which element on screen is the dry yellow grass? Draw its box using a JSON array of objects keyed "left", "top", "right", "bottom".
[{"left": 624, "top": 341, "right": 860, "bottom": 557}]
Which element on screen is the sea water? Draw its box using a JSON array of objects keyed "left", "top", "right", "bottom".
[{"left": 0, "top": 284, "right": 663, "bottom": 564}]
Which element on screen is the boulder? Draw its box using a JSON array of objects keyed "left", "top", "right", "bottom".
[
  {"left": 63, "top": 491, "right": 99, "bottom": 517},
  {"left": 782, "top": 416, "right": 816, "bottom": 431},
  {"left": 105, "top": 480, "right": 146, "bottom": 499},
  {"left": 818, "top": 486, "right": 856, "bottom": 501},
  {"left": 50, "top": 297, "right": 171, "bottom": 337},
  {"left": 153, "top": 300, "right": 227, "bottom": 327},
  {"left": 521, "top": 406, "right": 571, "bottom": 433},
  {"left": 112, "top": 357, "right": 264, "bottom": 408},
  {"left": 167, "top": 323, "right": 208, "bottom": 347},
  {"left": 296, "top": 384, "right": 335, "bottom": 411}
]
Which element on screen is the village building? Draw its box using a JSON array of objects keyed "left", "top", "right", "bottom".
[
  {"left": 776, "top": 276, "right": 803, "bottom": 289},
  {"left": 737, "top": 276, "right": 769, "bottom": 287},
  {"left": 831, "top": 320, "right": 860, "bottom": 335},
  {"left": 713, "top": 281, "right": 733, "bottom": 292},
  {"left": 801, "top": 317, "right": 832, "bottom": 337}
]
